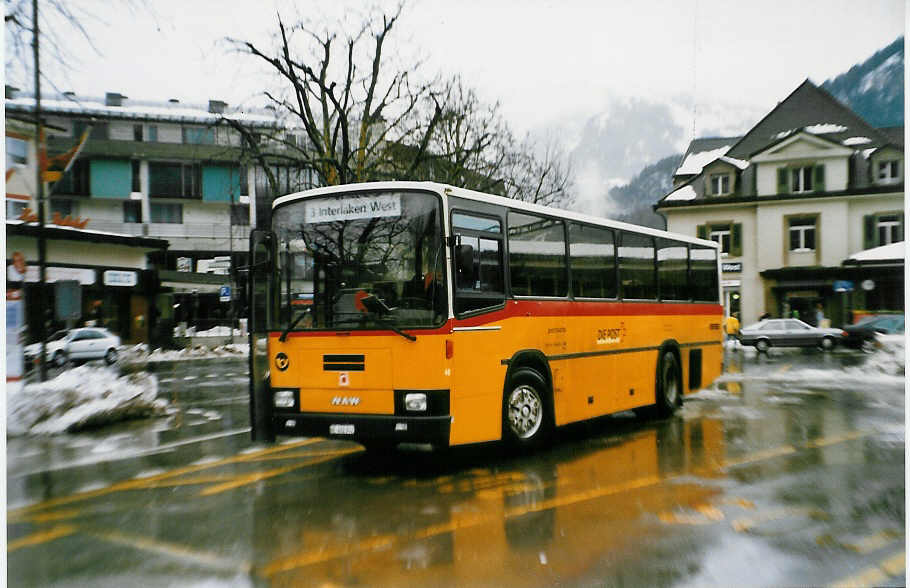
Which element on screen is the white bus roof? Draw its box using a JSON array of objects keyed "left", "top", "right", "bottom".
[{"left": 272, "top": 181, "right": 718, "bottom": 249}]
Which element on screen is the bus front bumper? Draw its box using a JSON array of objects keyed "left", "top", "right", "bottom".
[{"left": 272, "top": 412, "right": 452, "bottom": 446}]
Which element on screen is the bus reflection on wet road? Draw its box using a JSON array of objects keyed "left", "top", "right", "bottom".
[{"left": 7, "top": 349, "right": 905, "bottom": 587}]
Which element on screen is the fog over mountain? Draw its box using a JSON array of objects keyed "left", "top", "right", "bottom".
[{"left": 544, "top": 35, "right": 904, "bottom": 226}]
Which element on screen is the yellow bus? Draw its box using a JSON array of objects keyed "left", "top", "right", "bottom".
[{"left": 247, "top": 181, "right": 723, "bottom": 449}]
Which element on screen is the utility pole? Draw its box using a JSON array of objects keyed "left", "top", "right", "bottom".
[{"left": 32, "top": 0, "right": 49, "bottom": 381}]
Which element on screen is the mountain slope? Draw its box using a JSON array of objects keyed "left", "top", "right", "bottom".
[
  {"left": 822, "top": 36, "right": 904, "bottom": 127},
  {"left": 608, "top": 153, "right": 681, "bottom": 229}
]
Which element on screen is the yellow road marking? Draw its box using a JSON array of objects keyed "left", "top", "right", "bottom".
[
  {"left": 831, "top": 551, "right": 904, "bottom": 588},
  {"left": 86, "top": 528, "right": 251, "bottom": 574},
  {"left": 721, "top": 445, "right": 797, "bottom": 468},
  {"left": 8, "top": 438, "right": 322, "bottom": 517},
  {"left": 732, "top": 507, "right": 828, "bottom": 533},
  {"left": 199, "top": 448, "right": 361, "bottom": 496},
  {"left": 840, "top": 529, "right": 901, "bottom": 554},
  {"left": 805, "top": 430, "right": 867, "bottom": 448},
  {"left": 880, "top": 551, "right": 905, "bottom": 576},
  {"left": 8, "top": 525, "right": 77, "bottom": 551}
]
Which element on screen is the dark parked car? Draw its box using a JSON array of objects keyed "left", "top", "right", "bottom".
[
  {"left": 738, "top": 318, "right": 847, "bottom": 352},
  {"left": 843, "top": 314, "right": 905, "bottom": 351}
]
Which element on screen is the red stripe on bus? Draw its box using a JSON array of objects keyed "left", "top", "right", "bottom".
[{"left": 272, "top": 300, "right": 722, "bottom": 338}]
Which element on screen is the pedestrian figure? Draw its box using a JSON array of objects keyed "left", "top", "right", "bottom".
[
  {"left": 815, "top": 303, "right": 825, "bottom": 327},
  {"left": 724, "top": 313, "right": 740, "bottom": 343}
]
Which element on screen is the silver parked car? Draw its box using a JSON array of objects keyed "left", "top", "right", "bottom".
[
  {"left": 738, "top": 318, "right": 847, "bottom": 352},
  {"left": 24, "top": 327, "right": 121, "bottom": 367}
]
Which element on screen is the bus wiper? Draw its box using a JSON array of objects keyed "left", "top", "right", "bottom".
[
  {"left": 279, "top": 311, "right": 310, "bottom": 342},
  {"left": 361, "top": 295, "right": 417, "bottom": 342}
]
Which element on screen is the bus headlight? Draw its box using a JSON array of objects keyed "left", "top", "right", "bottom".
[
  {"left": 274, "top": 390, "right": 295, "bottom": 408},
  {"left": 404, "top": 393, "right": 427, "bottom": 412}
]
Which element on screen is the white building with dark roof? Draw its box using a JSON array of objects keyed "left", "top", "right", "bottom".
[{"left": 656, "top": 80, "right": 904, "bottom": 326}]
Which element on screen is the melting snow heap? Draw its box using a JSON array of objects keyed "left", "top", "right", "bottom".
[{"left": 8, "top": 366, "right": 166, "bottom": 436}]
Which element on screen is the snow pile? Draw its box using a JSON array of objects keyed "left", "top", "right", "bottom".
[
  {"left": 8, "top": 366, "right": 166, "bottom": 436},
  {"left": 676, "top": 146, "right": 731, "bottom": 175},
  {"left": 174, "top": 325, "right": 244, "bottom": 337},
  {"left": 119, "top": 343, "right": 249, "bottom": 364}
]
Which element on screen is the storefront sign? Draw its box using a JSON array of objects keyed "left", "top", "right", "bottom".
[
  {"left": 103, "top": 270, "right": 138, "bottom": 287},
  {"left": 721, "top": 280, "right": 741, "bottom": 288},
  {"left": 721, "top": 262, "right": 742, "bottom": 273},
  {"left": 304, "top": 194, "right": 401, "bottom": 224},
  {"left": 23, "top": 266, "right": 95, "bottom": 285},
  {"left": 833, "top": 280, "right": 854, "bottom": 293}
]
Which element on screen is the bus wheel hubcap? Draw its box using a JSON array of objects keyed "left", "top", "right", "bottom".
[{"left": 509, "top": 385, "right": 542, "bottom": 439}]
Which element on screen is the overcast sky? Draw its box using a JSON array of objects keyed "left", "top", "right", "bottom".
[{"left": 13, "top": 0, "right": 905, "bottom": 138}]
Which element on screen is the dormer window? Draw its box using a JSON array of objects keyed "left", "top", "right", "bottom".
[
  {"left": 709, "top": 173, "right": 731, "bottom": 196},
  {"left": 791, "top": 166, "right": 813, "bottom": 192},
  {"left": 877, "top": 160, "right": 901, "bottom": 183}
]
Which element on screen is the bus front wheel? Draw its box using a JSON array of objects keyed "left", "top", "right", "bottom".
[
  {"left": 503, "top": 367, "right": 553, "bottom": 448},
  {"left": 656, "top": 351, "right": 681, "bottom": 417}
]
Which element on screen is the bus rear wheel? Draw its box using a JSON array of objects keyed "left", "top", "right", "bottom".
[
  {"left": 503, "top": 367, "right": 552, "bottom": 448},
  {"left": 656, "top": 351, "right": 681, "bottom": 417}
]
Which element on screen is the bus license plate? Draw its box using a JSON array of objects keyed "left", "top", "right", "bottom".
[{"left": 329, "top": 424, "right": 355, "bottom": 435}]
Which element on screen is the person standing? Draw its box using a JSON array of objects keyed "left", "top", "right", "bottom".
[{"left": 724, "top": 313, "right": 740, "bottom": 342}]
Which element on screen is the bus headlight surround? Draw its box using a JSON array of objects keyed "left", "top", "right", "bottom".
[
  {"left": 404, "top": 393, "right": 427, "bottom": 412},
  {"left": 274, "top": 389, "right": 296, "bottom": 408}
]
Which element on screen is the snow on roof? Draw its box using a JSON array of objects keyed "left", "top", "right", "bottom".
[
  {"left": 718, "top": 155, "right": 749, "bottom": 170},
  {"left": 5, "top": 97, "right": 282, "bottom": 127},
  {"left": 664, "top": 185, "right": 696, "bottom": 201},
  {"left": 843, "top": 136, "right": 872, "bottom": 146},
  {"left": 775, "top": 129, "right": 795, "bottom": 140},
  {"left": 862, "top": 147, "right": 878, "bottom": 159},
  {"left": 847, "top": 241, "right": 905, "bottom": 262},
  {"left": 805, "top": 123, "right": 848, "bottom": 135},
  {"left": 676, "top": 146, "right": 731, "bottom": 175}
]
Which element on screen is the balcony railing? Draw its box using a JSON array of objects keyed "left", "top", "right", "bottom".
[{"left": 85, "top": 221, "right": 251, "bottom": 241}]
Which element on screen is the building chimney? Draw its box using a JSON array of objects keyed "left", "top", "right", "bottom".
[
  {"left": 208, "top": 100, "right": 227, "bottom": 114},
  {"left": 5, "top": 85, "right": 20, "bottom": 99},
  {"left": 63, "top": 91, "right": 76, "bottom": 100},
  {"left": 168, "top": 98, "right": 180, "bottom": 105},
  {"left": 105, "top": 92, "right": 126, "bottom": 106}
]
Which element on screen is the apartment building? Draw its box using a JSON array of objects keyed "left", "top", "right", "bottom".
[
  {"left": 656, "top": 80, "right": 904, "bottom": 326},
  {"left": 5, "top": 88, "right": 317, "bottom": 340}
]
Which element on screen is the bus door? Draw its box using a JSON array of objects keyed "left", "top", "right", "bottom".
[{"left": 449, "top": 212, "right": 508, "bottom": 445}]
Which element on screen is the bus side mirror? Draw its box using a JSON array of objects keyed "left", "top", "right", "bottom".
[{"left": 455, "top": 244, "right": 474, "bottom": 274}]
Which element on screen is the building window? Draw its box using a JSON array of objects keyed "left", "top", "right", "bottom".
[
  {"left": 877, "top": 160, "right": 900, "bottom": 183},
  {"left": 230, "top": 204, "right": 250, "bottom": 226},
  {"left": 7, "top": 200, "right": 28, "bottom": 219},
  {"left": 133, "top": 124, "right": 143, "bottom": 142},
  {"left": 57, "top": 159, "right": 90, "bottom": 196},
  {"left": 876, "top": 214, "right": 901, "bottom": 245},
  {"left": 50, "top": 198, "right": 74, "bottom": 218},
  {"left": 150, "top": 202, "right": 183, "bottom": 223},
  {"left": 239, "top": 165, "right": 249, "bottom": 196},
  {"left": 709, "top": 173, "right": 731, "bottom": 196},
  {"left": 123, "top": 201, "right": 142, "bottom": 223},
  {"left": 6, "top": 136, "right": 28, "bottom": 168},
  {"left": 182, "top": 126, "right": 215, "bottom": 145},
  {"left": 709, "top": 224, "right": 731, "bottom": 255},
  {"left": 789, "top": 217, "right": 816, "bottom": 252},
  {"left": 149, "top": 162, "right": 201, "bottom": 198},
  {"left": 131, "top": 160, "right": 141, "bottom": 192},
  {"left": 148, "top": 125, "right": 158, "bottom": 142},
  {"left": 74, "top": 120, "right": 108, "bottom": 140},
  {"left": 791, "top": 166, "right": 814, "bottom": 193}
]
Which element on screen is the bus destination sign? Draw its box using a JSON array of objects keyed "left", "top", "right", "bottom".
[{"left": 304, "top": 194, "right": 401, "bottom": 224}]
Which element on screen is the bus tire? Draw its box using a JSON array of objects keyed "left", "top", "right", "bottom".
[
  {"left": 503, "top": 367, "right": 553, "bottom": 449},
  {"left": 655, "top": 350, "right": 681, "bottom": 418}
]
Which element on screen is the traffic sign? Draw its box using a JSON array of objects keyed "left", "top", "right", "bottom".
[
  {"left": 219, "top": 285, "right": 231, "bottom": 302},
  {"left": 833, "top": 280, "right": 854, "bottom": 293}
]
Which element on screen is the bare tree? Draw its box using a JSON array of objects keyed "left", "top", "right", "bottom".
[{"left": 229, "top": 4, "right": 574, "bottom": 208}]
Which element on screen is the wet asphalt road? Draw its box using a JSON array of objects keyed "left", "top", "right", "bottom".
[{"left": 7, "top": 347, "right": 905, "bottom": 587}]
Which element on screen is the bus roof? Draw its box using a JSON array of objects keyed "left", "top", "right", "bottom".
[{"left": 271, "top": 181, "right": 718, "bottom": 249}]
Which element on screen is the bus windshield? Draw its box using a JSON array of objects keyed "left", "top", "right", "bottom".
[{"left": 273, "top": 190, "right": 447, "bottom": 333}]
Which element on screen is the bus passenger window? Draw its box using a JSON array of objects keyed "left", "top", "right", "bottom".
[
  {"left": 657, "top": 239, "right": 689, "bottom": 301},
  {"left": 690, "top": 245, "right": 718, "bottom": 302},
  {"left": 569, "top": 223, "right": 616, "bottom": 298},
  {"left": 508, "top": 212, "right": 567, "bottom": 297},
  {"left": 619, "top": 232, "right": 656, "bottom": 300}
]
